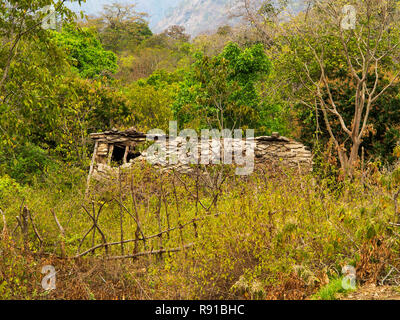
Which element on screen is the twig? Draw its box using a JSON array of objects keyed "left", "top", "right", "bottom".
[
  {"left": 74, "top": 212, "right": 224, "bottom": 258},
  {"left": 106, "top": 243, "right": 194, "bottom": 260},
  {"left": 85, "top": 141, "right": 99, "bottom": 198},
  {"left": 381, "top": 267, "right": 395, "bottom": 286},
  {"left": 394, "top": 188, "right": 400, "bottom": 222},
  {"left": 80, "top": 202, "right": 109, "bottom": 255},
  {"left": 16, "top": 206, "right": 29, "bottom": 249},
  {"left": 119, "top": 168, "right": 124, "bottom": 256},
  {"left": 172, "top": 172, "right": 185, "bottom": 251},
  {"left": 52, "top": 209, "right": 66, "bottom": 258},
  {"left": 0, "top": 208, "right": 7, "bottom": 239},
  {"left": 28, "top": 209, "right": 43, "bottom": 248}
]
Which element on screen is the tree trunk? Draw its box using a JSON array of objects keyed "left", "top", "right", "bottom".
[{"left": 338, "top": 140, "right": 361, "bottom": 176}]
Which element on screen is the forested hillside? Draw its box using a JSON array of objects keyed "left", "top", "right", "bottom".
[{"left": 1, "top": 0, "right": 400, "bottom": 301}]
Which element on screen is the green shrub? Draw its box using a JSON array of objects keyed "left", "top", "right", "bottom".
[
  {"left": 9, "top": 144, "right": 56, "bottom": 185},
  {"left": 311, "top": 278, "right": 351, "bottom": 300}
]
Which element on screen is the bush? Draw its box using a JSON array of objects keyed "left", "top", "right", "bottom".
[
  {"left": 8, "top": 144, "right": 55, "bottom": 185},
  {"left": 0, "top": 175, "right": 24, "bottom": 208},
  {"left": 1, "top": 163, "right": 400, "bottom": 300}
]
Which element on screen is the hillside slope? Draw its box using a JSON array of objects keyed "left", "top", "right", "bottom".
[{"left": 154, "top": 0, "right": 234, "bottom": 36}]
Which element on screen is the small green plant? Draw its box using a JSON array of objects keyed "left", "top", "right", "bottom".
[{"left": 312, "top": 278, "right": 355, "bottom": 300}]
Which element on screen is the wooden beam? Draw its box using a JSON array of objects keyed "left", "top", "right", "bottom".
[
  {"left": 123, "top": 146, "right": 129, "bottom": 164},
  {"left": 107, "top": 144, "right": 114, "bottom": 166},
  {"left": 85, "top": 141, "right": 99, "bottom": 198}
]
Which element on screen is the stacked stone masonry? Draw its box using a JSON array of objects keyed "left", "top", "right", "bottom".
[{"left": 88, "top": 129, "right": 313, "bottom": 181}]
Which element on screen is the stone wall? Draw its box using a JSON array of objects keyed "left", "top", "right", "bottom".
[
  {"left": 89, "top": 131, "right": 313, "bottom": 181},
  {"left": 254, "top": 136, "right": 313, "bottom": 169}
]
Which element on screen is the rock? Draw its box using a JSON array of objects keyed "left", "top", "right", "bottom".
[{"left": 88, "top": 129, "right": 313, "bottom": 181}]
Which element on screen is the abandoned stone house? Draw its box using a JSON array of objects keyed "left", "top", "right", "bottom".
[{"left": 87, "top": 128, "right": 313, "bottom": 182}]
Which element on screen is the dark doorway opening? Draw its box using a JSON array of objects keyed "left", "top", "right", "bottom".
[
  {"left": 111, "top": 145, "right": 125, "bottom": 166},
  {"left": 127, "top": 151, "right": 141, "bottom": 163}
]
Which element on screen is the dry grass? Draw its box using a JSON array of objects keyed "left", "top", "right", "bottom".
[{"left": 1, "top": 163, "right": 400, "bottom": 300}]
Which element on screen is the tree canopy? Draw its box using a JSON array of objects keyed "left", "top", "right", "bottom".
[
  {"left": 174, "top": 42, "right": 275, "bottom": 132},
  {"left": 51, "top": 25, "right": 118, "bottom": 78}
]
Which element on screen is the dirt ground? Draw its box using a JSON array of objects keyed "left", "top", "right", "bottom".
[{"left": 340, "top": 284, "right": 400, "bottom": 300}]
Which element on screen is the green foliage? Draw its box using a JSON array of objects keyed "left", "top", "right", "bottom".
[
  {"left": 8, "top": 144, "right": 55, "bottom": 185},
  {"left": 174, "top": 42, "right": 282, "bottom": 133},
  {"left": 1, "top": 166, "right": 399, "bottom": 299},
  {"left": 51, "top": 25, "right": 118, "bottom": 78},
  {"left": 125, "top": 80, "right": 176, "bottom": 132},
  {"left": 311, "top": 278, "right": 352, "bottom": 300},
  {"left": 296, "top": 72, "right": 400, "bottom": 166},
  {"left": 0, "top": 1, "right": 77, "bottom": 41},
  {"left": 0, "top": 175, "right": 24, "bottom": 207},
  {"left": 87, "top": 3, "right": 153, "bottom": 53},
  {"left": 115, "top": 34, "right": 193, "bottom": 82},
  {"left": 0, "top": 29, "right": 129, "bottom": 178}
]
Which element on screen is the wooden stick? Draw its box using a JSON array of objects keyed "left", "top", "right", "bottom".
[
  {"left": 52, "top": 209, "right": 66, "bottom": 258},
  {"left": 28, "top": 209, "right": 43, "bottom": 248},
  {"left": 77, "top": 200, "right": 112, "bottom": 255},
  {"left": 21, "top": 206, "right": 29, "bottom": 237},
  {"left": 123, "top": 146, "right": 129, "bottom": 164},
  {"left": 74, "top": 212, "right": 224, "bottom": 258},
  {"left": 16, "top": 206, "right": 29, "bottom": 250},
  {"left": 107, "top": 144, "right": 114, "bottom": 166},
  {"left": 81, "top": 202, "right": 109, "bottom": 255},
  {"left": 85, "top": 141, "right": 99, "bottom": 198},
  {"left": 131, "top": 180, "right": 147, "bottom": 252},
  {"left": 0, "top": 208, "right": 7, "bottom": 239},
  {"left": 106, "top": 243, "right": 194, "bottom": 260},
  {"left": 119, "top": 168, "right": 124, "bottom": 256},
  {"left": 395, "top": 188, "right": 400, "bottom": 223}
]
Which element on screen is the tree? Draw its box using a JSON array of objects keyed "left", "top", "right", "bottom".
[
  {"left": 86, "top": 2, "right": 152, "bottom": 53},
  {"left": 174, "top": 42, "right": 272, "bottom": 131},
  {"left": 51, "top": 25, "right": 118, "bottom": 78},
  {"left": 163, "top": 25, "right": 190, "bottom": 42},
  {"left": 297, "top": 68, "right": 400, "bottom": 165},
  {"left": 0, "top": 0, "right": 77, "bottom": 93},
  {"left": 53, "top": 76, "right": 131, "bottom": 165},
  {"left": 244, "top": 0, "right": 400, "bottom": 174},
  {"left": 125, "top": 82, "right": 176, "bottom": 133},
  {"left": 115, "top": 32, "right": 193, "bottom": 83}
]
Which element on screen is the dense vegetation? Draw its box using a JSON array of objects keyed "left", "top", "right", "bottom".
[{"left": 1, "top": 0, "right": 400, "bottom": 300}]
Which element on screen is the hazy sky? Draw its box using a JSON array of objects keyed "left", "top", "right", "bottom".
[{"left": 66, "top": 0, "right": 182, "bottom": 28}]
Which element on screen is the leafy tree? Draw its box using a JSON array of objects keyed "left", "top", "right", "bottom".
[
  {"left": 86, "top": 3, "right": 153, "bottom": 53},
  {"left": 116, "top": 33, "right": 192, "bottom": 83},
  {"left": 0, "top": 31, "right": 129, "bottom": 176},
  {"left": 297, "top": 69, "right": 400, "bottom": 166},
  {"left": 163, "top": 25, "right": 190, "bottom": 42},
  {"left": 0, "top": 0, "right": 78, "bottom": 93},
  {"left": 121, "top": 69, "right": 183, "bottom": 132},
  {"left": 246, "top": 0, "right": 400, "bottom": 173},
  {"left": 52, "top": 76, "right": 131, "bottom": 165},
  {"left": 125, "top": 83, "right": 175, "bottom": 133},
  {"left": 0, "top": 33, "right": 70, "bottom": 157},
  {"left": 51, "top": 25, "right": 118, "bottom": 78},
  {"left": 174, "top": 42, "right": 273, "bottom": 132}
]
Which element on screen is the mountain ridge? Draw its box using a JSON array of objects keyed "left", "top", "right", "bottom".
[
  {"left": 67, "top": 0, "right": 306, "bottom": 36},
  {"left": 154, "top": 0, "right": 235, "bottom": 36}
]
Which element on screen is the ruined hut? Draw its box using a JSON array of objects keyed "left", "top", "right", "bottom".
[
  {"left": 87, "top": 128, "right": 313, "bottom": 184},
  {"left": 87, "top": 128, "right": 146, "bottom": 182}
]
